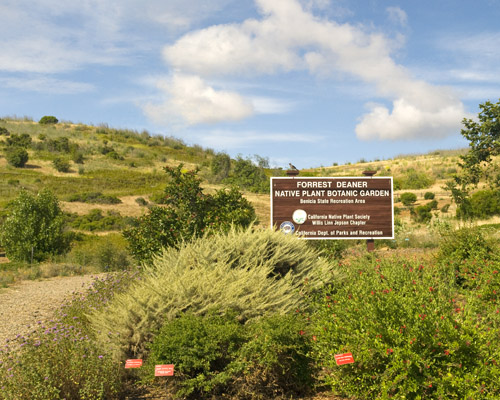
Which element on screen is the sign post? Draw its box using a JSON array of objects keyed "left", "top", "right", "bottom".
[{"left": 271, "top": 176, "right": 394, "bottom": 241}]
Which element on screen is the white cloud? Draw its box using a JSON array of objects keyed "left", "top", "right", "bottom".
[
  {"left": 355, "top": 97, "right": 466, "bottom": 140},
  {"left": 143, "top": 74, "right": 254, "bottom": 125},
  {"left": 0, "top": 0, "right": 234, "bottom": 74},
  {"left": 386, "top": 6, "right": 408, "bottom": 27},
  {"left": 159, "top": 0, "right": 465, "bottom": 139},
  {"left": 192, "top": 129, "right": 321, "bottom": 149},
  {"left": 1, "top": 76, "right": 95, "bottom": 94}
]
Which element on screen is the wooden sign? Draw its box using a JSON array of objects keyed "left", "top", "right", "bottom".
[
  {"left": 155, "top": 364, "right": 174, "bottom": 376},
  {"left": 271, "top": 177, "right": 394, "bottom": 239},
  {"left": 125, "top": 359, "right": 143, "bottom": 368},
  {"left": 334, "top": 353, "right": 355, "bottom": 365}
]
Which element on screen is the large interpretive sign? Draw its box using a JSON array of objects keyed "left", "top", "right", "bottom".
[{"left": 271, "top": 177, "right": 394, "bottom": 239}]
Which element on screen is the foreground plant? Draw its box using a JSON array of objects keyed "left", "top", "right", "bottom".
[
  {"left": 308, "top": 256, "right": 500, "bottom": 399},
  {"left": 0, "top": 271, "right": 138, "bottom": 399}
]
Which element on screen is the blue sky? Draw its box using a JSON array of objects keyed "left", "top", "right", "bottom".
[{"left": 1, "top": 0, "right": 500, "bottom": 169}]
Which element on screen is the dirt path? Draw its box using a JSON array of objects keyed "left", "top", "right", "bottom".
[{"left": 0, "top": 275, "right": 102, "bottom": 345}]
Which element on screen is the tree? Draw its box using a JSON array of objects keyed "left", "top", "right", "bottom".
[
  {"left": 210, "top": 152, "right": 231, "bottom": 182},
  {"left": 0, "top": 189, "right": 68, "bottom": 262},
  {"left": 123, "top": 164, "right": 256, "bottom": 262},
  {"left": 39, "top": 115, "right": 59, "bottom": 124},
  {"left": 447, "top": 99, "right": 500, "bottom": 219}
]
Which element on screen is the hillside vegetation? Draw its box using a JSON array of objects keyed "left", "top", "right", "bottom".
[{"left": 2, "top": 103, "right": 500, "bottom": 399}]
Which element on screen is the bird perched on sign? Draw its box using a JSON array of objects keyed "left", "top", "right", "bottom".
[{"left": 288, "top": 163, "right": 298, "bottom": 170}]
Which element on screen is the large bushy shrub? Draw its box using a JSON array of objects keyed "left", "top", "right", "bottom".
[
  {"left": 308, "top": 256, "right": 500, "bottom": 399},
  {"left": 90, "top": 226, "right": 333, "bottom": 361},
  {"left": 142, "top": 312, "right": 314, "bottom": 399},
  {"left": 5, "top": 146, "right": 29, "bottom": 167},
  {"left": 0, "top": 189, "right": 68, "bottom": 262}
]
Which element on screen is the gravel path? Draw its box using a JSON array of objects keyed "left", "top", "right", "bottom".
[{"left": 0, "top": 275, "right": 102, "bottom": 345}]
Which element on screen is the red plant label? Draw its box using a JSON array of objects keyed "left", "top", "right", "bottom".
[
  {"left": 155, "top": 364, "right": 175, "bottom": 376},
  {"left": 125, "top": 359, "right": 143, "bottom": 368},
  {"left": 334, "top": 353, "right": 355, "bottom": 365}
]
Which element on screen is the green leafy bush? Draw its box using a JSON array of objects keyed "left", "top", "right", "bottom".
[
  {"left": 226, "top": 155, "right": 269, "bottom": 193},
  {"left": 67, "top": 209, "right": 136, "bottom": 232},
  {"left": 394, "top": 169, "right": 434, "bottom": 190},
  {"left": 467, "top": 190, "right": 500, "bottom": 219},
  {"left": 123, "top": 165, "right": 256, "bottom": 262},
  {"left": 424, "top": 192, "right": 435, "bottom": 200},
  {"left": 0, "top": 189, "right": 68, "bottom": 262},
  {"left": 90, "top": 226, "right": 332, "bottom": 361},
  {"left": 0, "top": 127, "right": 10, "bottom": 136},
  {"left": 6, "top": 133, "right": 32, "bottom": 148},
  {"left": 400, "top": 192, "right": 417, "bottom": 206},
  {"left": 5, "top": 146, "right": 29, "bottom": 167},
  {"left": 65, "top": 234, "right": 131, "bottom": 271},
  {"left": 67, "top": 192, "right": 122, "bottom": 204},
  {"left": 39, "top": 115, "right": 58, "bottom": 124},
  {"left": 52, "top": 157, "right": 70, "bottom": 172},
  {"left": 437, "top": 226, "right": 494, "bottom": 264},
  {"left": 142, "top": 312, "right": 314, "bottom": 399},
  {"left": 308, "top": 256, "right": 500, "bottom": 399}
]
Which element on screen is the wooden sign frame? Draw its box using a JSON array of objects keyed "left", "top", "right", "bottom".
[{"left": 271, "top": 176, "right": 394, "bottom": 240}]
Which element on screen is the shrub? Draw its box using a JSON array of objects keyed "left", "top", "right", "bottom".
[
  {"left": 90, "top": 226, "right": 332, "bottom": 361},
  {"left": 227, "top": 155, "right": 269, "bottom": 193},
  {"left": 142, "top": 312, "right": 314, "bottom": 399},
  {"left": 394, "top": 169, "right": 434, "bottom": 190},
  {"left": 400, "top": 192, "right": 417, "bottom": 206},
  {"left": 437, "top": 226, "right": 494, "bottom": 265},
  {"left": 6, "top": 133, "right": 31, "bottom": 148},
  {"left": 52, "top": 157, "right": 70, "bottom": 172},
  {"left": 413, "top": 204, "right": 433, "bottom": 223},
  {"left": 0, "top": 127, "right": 10, "bottom": 136},
  {"left": 67, "top": 192, "right": 122, "bottom": 204},
  {"left": 65, "top": 234, "right": 131, "bottom": 271},
  {"left": 468, "top": 189, "right": 500, "bottom": 219},
  {"left": 308, "top": 256, "right": 500, "bottom": 399},
  {"left": 0, "top": 189, "right": 68, "bottom": 262},
  {"left": 424, "top": 192, "right": 435, "bottom": 200},
  {"left": 123, "top": 165, "right": 256, "bottom": 262},
  {"left": 38, "top": 115, "right": 58, "bottom": 124},
  {"left": 5, "top": 146, "right": 28, "bottom": 167},
  {"left": 135, "top": 197, "right": 148, "bottom": 206},
  {"left": 440, "top": 203, "right": 450, "bottom": 213}
]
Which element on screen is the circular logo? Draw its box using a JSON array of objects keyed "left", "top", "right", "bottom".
[
  {"left": 279, "top": 221, "right": 295, "bottom": 234},
  {"left": 292, "top": 209, "right": 307, "bottom": 224}
]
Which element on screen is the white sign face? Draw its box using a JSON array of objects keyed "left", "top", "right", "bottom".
[{"left": 271, "top": 177, "right": 394, "bottom": 239}]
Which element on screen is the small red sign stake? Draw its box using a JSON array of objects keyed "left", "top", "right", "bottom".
[
  {"left": 125, "top": 359, "right": 143, "bottom": 369},
  {"left": 155, "top": 364, "right": 174, "bottom": 377},
  {"left": 334, "top": 353, "right": 355, "bottom": 365}
]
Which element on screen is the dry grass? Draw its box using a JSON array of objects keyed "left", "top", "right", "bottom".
[{"left": 60, "top": 195, "right": 148, "bottom": 217}]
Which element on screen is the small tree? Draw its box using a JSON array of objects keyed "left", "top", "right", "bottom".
[
  {"left": 0, "top": 189, "right": 68, "bottom": 262},
  {"left": 123, "top": 164, "right": 256, "bottom": 262},
  {"left": 39, "top": 115, "right": 59, "bottom": 124},
  {"left": 447, "top": 99, "right": 500, "bottom": 219}
]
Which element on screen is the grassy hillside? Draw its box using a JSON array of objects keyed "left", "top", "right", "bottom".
[{"left": 1, "top": 116, "right": 499, "bottom": 264}]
